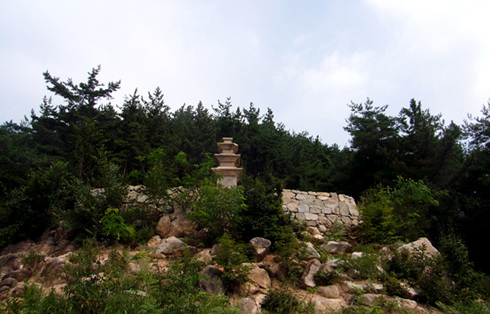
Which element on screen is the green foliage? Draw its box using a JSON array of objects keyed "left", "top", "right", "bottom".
[
  {"left": 357, "top": 176, "right": 445, "bottom": 243},
  {"left": 338, "top": 253, "right": 383, "bottom": 281},
  {"left": 0, "top": 161, "right": 78, "bottom": 247},
  {"left": 155, "top": 251, "right": 239, "bottom": 313},
  {"left": 436, "top": 300, "right": 490, "bottom": 314},
  {"left": 356, "top": 185, "right": 396, "bottom": 244},
  {"left": 213, "top": 234, "right": 252, "bottom": 290},
  {"left": 262, "top": 288, "right": 315, "bottom": 314},
  {"left": 383, "top": 245, "right": 466, "bottom": 305},
  {"left": 324, "top": 221, "right": 348, "bottom": 242},
  {"left": 313, "top": 269, "right": 342, "bottom": 286},
  {"left": 56, "top": 155, "right": 127, "bottom": 240},
  {"left": 386, "top": 176, "right": 444, "bottom": 241},
  {"left": 2, "top": 242, "right": 239, "bottom": 313},
  {"left": 188, "top": 180, "right": 246, "bottom": 239},
  {"left": 100, "top": 207, "right": 135, "bottom": 242},
  {"left": 240, "top": 174, "right": 299, "bottom": 253}
]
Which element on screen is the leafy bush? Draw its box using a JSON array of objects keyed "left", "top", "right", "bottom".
[
  {"left": 100, "top": 207, "right": 135, "bottom": 242},
  {"left": 240, "top": 174, "right": 301, "bottom": 258},
  {"left": 313, "top": 269, "right": 342, "bottom": 286},
  {"left": 356, "top": 185, "right": 396, "bottom": 244},
  {"left": 56, "top": 156, "right": 127, "bottom": 240},
  {"left": 2, "top": 241, "right": 239, "bottom": 313},
  {"left": 338, "top": 252, "right": 383, "bottom": 280},
  {"left": 213, "top": 233, "right": 252, "bottom": 291},
  {"left": 188, "top": 180, "right": 246, "bottom": 239},
  {"left": 155, "top": 250, "right": 239, "bottom": 313},
  {"left": 262, "top": 288, "right": 315, "bottom": 314},
  {"left": 357, "top": 176, "right": 445, "bottom": 243},
  {"left": 0, "top": 161, "right": 78, "bottom": 247}
]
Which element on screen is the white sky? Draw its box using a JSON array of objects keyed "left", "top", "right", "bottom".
[{"left": 1, "top": 0, "right": 489, "bottom": 146}]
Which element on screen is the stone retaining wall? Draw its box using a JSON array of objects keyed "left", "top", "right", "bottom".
[{"left": 282, "top": 189, "right": 360, "bottom": 233}]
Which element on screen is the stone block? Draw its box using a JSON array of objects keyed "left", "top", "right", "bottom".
[
  {"left": 310, "top": 206, "right": 322, "bottom": 214},
  {"left": 304, "top": 213, "right": 318, "bottom": 221},
  {"left": 339, "top": 202, "right": 350, "bottom": 216},
  {"left": 287, "top": 203, "right": 298, "bottom": 212},
  {"left": 295, "top": 213, "right": 306, "bottom": 220},
  {"left": 349, "top": 208, "right": 360, "bottom": 217},
  {"left": 341, "top": 216, "right": 352, "bottom": 225},
  {"left": 322, "top": 207, "right": 333, "bottom": 214},
  {"left": 314, "top": 199, "right": 325, "bottom": 206},
  {"left": 298, "top": 204, "right": 310, "bottom": 213},
  {"left": 296, "top": 193, "right": 316, "bottom": 202},
  {"left": 323, "top": 199, "right": 338, "bottom": 209}
]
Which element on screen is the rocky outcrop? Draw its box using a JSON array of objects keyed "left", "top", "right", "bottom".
[{"left": 397, "top": 237, "right": 439, "bottom": 259}]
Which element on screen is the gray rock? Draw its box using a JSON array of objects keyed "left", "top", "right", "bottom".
[
  {"left": 321, "top": 241, "right": 352, "bottom": 255},
  {"left": 156, "top": 236, "right": 187, "bottom": 255},
  {"left": 237, "top": 297, "right": 258, "bottom": 314},
  {"left": 317, "top": 285, "right": 340, "bottom": 299},
  {"left": 248, "top": 266, "right": 271, "bottom": 289},
  {"left": 300, "top": 258, "right": 322, "bottom": 288},
  {"left": 297, "top": 204, "right": 309, "bottom": 213},
  {"left": 199, "top": 265, "right": 225, "bottom": 294},
  {"left": 250, "top": 237, "right": 271, "bottom": 261},
  {"left": 397, "top": 237, "right": 439, "bottom": 259},
  {"left": 356, "top": 293, "right": 384, "bottom": 306},
  {"left": 304, "top": 242, "right": 321, "bottom": 259}
]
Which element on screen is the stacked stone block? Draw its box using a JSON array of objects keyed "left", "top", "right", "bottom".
[{"left": 282, "top": 189, "right": 360, "bottom": 233}]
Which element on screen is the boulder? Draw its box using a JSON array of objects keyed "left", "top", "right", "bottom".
[
  {"left": 321, "top": 241, "right": 352, "bottom": 255},
  {"left": 341, "top": 281, "right": 365, "bottom": 294},
  {"left": 193, "top": 249, "right": 213, "bottom": 264},
  {"left": 156, "top": 236, "right": 187, "bottom": 255},
  {"left": 237, "top": 297, "right": 259, "bottom": 314},
  {"left": 317, "top": 285, "right": 340, "bottom": 299},
  {"left": 397, "top": 237, "right": 439, "bottom": 259},
  {"left": 310, "top": 295, "right": 346, "bottom": 312},
  {"left": 351, "top": 252, "right": 363, "bottom": 259},
  {"left": 300, "top": 258, "right": 322, "bottom": 288},
  {"left": 356, "top": 293, "right": 384, "bottom": 306},
  {"left": 155, "top": 216, "right": 172, "bottom": 238},
  {"left": 199, "top": 265, "right": 224, "bottom": 295},
  {"left": 304, "top": 242, "right": 321, "bottom": 259},
  {"left": 0, "top": 254, "right": 20, "bottom": 270},
  {"left": 249, "top": 237, "right": 271, "bottom": 262},
  {"left": 0, "top": 277, "right": 17, "bottom": 288},
  {"left": 248, "top": 267, "right": 271, "bottom": 290},
  {"left": 146, "top": 235, "right": 162, "bottom": 248},
  {"left": 2, "top": 268, "right": 31, "bottom": 282}
]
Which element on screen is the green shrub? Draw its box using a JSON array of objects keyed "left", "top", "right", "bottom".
[
  {"left": 100, "top": 207, "right": 135, "bottom": 242},
  {"left": 356, "top": 185, "right": 396, "bottom": 244},
  {"left": 324, "top": 221, "right": 348, "bottom": 242},
  {"left": 357, "top": 176, "right": 446, "bottom": 244},
  {"left": 262, "top": 288, "right": 315, "bottom": 314},
  {"left": 155, "top": 251, "right": 239, "bottom": 313},
  {"left": 213, "top": 233, "right": 251, "bottom": 291},
  {"left": 188, "top": 180, "right": 246, "bottom": 239},
  {"left": 0, "top": 161, "right": 78, "bottom": 247},
  {"left": 313, "top": 269, "right": 342, "bottom": 286},
  {"left": 338, "top": 253, "right": 383, "bottom": 280},
  {"left": 383, "top": 276, "right": 411, "bottom": 298},
  {"left": 240, "top": 174, "right": 301, "bottom": 261}
]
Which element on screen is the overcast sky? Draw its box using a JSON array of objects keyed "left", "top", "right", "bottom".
[{"left": 1, "top": 1, "right": 489, "bottom": 146}]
